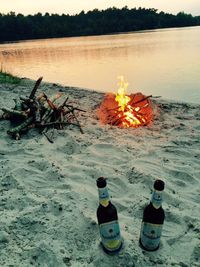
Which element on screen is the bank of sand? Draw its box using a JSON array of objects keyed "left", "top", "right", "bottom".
[{"left": 0, "top": 79, "right": 199, "bottom": 267}]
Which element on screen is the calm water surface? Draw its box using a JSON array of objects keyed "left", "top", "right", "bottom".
[{"left": 0, "top": 26, "right": 200, "bottom": 103}]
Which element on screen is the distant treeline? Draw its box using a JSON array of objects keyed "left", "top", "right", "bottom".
[{"left": 0, "top": 6, "right": 200, "bottom": 42}]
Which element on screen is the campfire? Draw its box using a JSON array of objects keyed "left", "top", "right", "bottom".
[{"left": 97, "top": 76, "right": 154, "bottom": 128}]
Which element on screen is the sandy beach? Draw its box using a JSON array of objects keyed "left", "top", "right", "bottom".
[{"left": 0, "top": 78, "right": 199, "bottom": 267}]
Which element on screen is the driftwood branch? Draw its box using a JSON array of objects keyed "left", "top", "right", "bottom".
[
  {"left": 2, "top": 108, "right": 28, "bottom": 119},
  {"left": 29, "top": 77, "right": 43, "bottom": 99}
]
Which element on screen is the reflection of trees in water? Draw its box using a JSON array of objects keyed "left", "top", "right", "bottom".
[{"left": 0, "top": 33, "right": 163, "bottom": 68}]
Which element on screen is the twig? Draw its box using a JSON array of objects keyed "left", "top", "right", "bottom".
[
  {"left": 43, "top": 131, "right": 54, "bottom": 143},
  {"left": 43, "top": 93, "right": 63, "bottom": 109},
  {"left": 129, "top": 95, "right": 152, "bottom": 106},
  {"left": 58, "top": 97, "right": 69, "bottom": 110},
  {"left": 66, "top": 106, "right": 84, "bottom": 134},
  {"left": 37, "top": 122, "right": 71, "bottom": 127},
  {"left": 43, "top": 93, "right": 57, "bottom": 110},
  {"left": 64, "top": 104, "right": 86, "bottom": 113}
]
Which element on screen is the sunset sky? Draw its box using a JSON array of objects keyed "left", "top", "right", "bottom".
[{"left": 0, "top": 0, "right": 200, "bottom": 16}]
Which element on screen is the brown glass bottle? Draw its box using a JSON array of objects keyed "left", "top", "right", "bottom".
[
  {"left": 96, "top": 177, "right": 122, "bottom": 255},
  {"left": 139, "top": 179, "right": 165, "bottom": 251}
]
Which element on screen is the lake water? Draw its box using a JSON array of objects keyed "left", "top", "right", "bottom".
[{"left": 0, "top": 26, "right": 200, "bottom": 104}]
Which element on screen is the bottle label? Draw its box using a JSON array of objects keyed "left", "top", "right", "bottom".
[
  {"left": 140, "top": 222, "right": 163, "bottom": 250},
  {"left": 98, "top": 187, "right": 109, "bottom": 207},
  {"left": 151, "top": 190, "right": 163, "bottom": 209},
  {"left": 99, "top": 220, "right": 122, "bottom": 252}
]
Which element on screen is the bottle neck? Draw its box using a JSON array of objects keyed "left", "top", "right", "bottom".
[
  {"left": 98, "top": 186, "right": 110, "bottom": 207},
  {"left": 151, "top": 189, "right": 163, "bottom": 209}
]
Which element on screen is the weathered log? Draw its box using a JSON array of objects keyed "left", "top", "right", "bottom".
[
  {"left": 2, "top": 108, "right": 28, "bottom": 119},
  {"left": 29, "top": 76, "right": 43, "bottom": 99},
  {"left": 7, "top": 117, "right": 34, "bottom": 135}
]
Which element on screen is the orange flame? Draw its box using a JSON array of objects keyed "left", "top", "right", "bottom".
[
  {"left": 97, "top": 76, "right": 153, "bottom": 128},
  {"left": 115, "top": 76, "right": 146, "bottom": 127},
  {"left": 115, "top": 76, "right": 130, "bottom": 111}
]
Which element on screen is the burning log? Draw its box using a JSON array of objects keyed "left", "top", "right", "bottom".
[
  {"left": 1, "top": 77, "right": 85, "bottom": 141},
  {"left": 97, "top": 77, "right": 154, "bottom": 128}
]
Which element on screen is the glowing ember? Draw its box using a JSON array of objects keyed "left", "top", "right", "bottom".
[{"left": 97, "top": 76, "right": 154, "bottom": 128}]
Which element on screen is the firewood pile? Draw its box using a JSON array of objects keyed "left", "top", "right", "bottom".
[{"left": 0, "top": 77, "right": 85, "bottom": 142}]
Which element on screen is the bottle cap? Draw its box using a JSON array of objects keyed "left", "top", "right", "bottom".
[
  {"left": 153, "top": 179, "right": 165, "bottom": 191},
  {"left": 96, "top": 177, "right": 107, "bottom": 188}
]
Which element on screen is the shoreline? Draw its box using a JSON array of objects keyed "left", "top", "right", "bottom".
[{"left": 0, "top": 78, "right": 199, "bottom": 267}]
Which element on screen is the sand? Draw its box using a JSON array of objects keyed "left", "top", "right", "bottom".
[{"left": 0, "top": 79, "right": 199, "bottom": 267}]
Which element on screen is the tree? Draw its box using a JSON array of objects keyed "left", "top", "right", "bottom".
[{"left": 0, "top": 7, "right": 199, "bottom": 42}]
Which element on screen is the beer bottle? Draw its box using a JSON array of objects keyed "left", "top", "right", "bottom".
[
  {"left": 96, "top": 177, "right": 122, "bottom": 254},
  {"left": 139, "top": 179, "right": 165, "bottom": 251}
]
